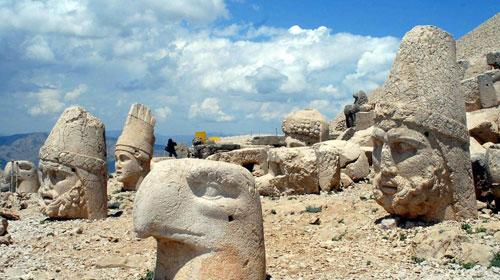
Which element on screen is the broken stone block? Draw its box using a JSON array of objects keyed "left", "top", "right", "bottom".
[
  {"left": 486, "top": 52, "right": 500, "bottom": 69},
  {"left": 467, "top": 107, "right": 500, "bottom": 144},
  {"left": 461, "top": 73, "right": 497, "bottom": 111}
]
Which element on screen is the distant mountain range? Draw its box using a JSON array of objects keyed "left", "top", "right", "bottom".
[{"left": 0, "top": 132, "right": 204, "bottom": 172}]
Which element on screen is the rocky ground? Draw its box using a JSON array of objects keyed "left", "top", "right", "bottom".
[{"left": 0, "top": 180, "right": 499, "bottom": 280}]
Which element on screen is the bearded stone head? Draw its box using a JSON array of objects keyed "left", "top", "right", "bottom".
[
  {"left": 133, "top": 159, "right": 266, "bottom": 280},
  {"left": 38, "top": 107, "right": 107, "bottom": 219},
  {"left": 371, "top": 26, "right": 476, "bottom": 222}
]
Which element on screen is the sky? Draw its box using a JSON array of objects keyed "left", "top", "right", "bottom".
[{"left": 0, "top": 0, "right": 498, "bottom": 136}]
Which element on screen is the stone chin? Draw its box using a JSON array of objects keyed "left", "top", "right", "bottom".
[
  {"left": 41, "top": 180, "right": 87, "bottom": 219},
  {"left": 373, "top": 169, "right": 448, "bottom": 220}
]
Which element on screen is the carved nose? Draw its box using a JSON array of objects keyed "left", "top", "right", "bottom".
[{"left": 380, "top": 144, "right": 396, "bottom": 175}]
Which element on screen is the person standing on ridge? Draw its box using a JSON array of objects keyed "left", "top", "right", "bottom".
[{"left": 165, "top": 138, "right": 177, "bottom": 158}]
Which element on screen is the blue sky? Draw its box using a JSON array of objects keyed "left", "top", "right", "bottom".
[{"left": 0, "top": 1, "right": 498, "bottom": 136}]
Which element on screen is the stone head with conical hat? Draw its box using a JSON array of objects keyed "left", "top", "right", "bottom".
[
  {"left": 38, "top": 106, "right": 107, "bottom": 219},
  {"left": 371, "top": 26, "right": 476, "bottom": 222},
  {"left": 115, "top": 103, "right": 156, "bottom": 191}
]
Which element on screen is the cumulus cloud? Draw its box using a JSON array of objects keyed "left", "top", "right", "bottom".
[
  {"left": 155, "top": 106, "right": 172, "bottom": 120},
  {"left": 28, "top": 88, "right": 65, "bottom": 116},
  {"left": 0, "top": 0, "right": 400, "bottom": 135},
  {"left": 23, "top": 36, "right": 55, "bottom": 61},
  {"left": 28, "top": 85, "right": 87, "bottom": 116},
  {"left": 64, "top": 84, "right": 88, "bottom": 101},
  {"left": 189, "top": 98, "right": 234, "bottom": 122}
]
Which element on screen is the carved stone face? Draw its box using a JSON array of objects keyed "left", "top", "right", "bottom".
[
  {"left": 38, "top": 159, "right": 83, "bottom": 218},
  {"left": 115, "top": 150, "right": 144, "bottom": 189},
  {"left": 3, "top": 161, "right": 40, "bottom": 193},
  {"left": 372, "top": 126, "right": 447, "bottom": 218},
  {"left": 133, "top": 159, "right": 266, "bottom": 279}
]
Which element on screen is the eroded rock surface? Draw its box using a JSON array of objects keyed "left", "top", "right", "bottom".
[
  {"left": 133, "top": 159, "right": 266, "bottom": 280},
  {"left": 372, "top": 26, "right": 476, "bottom": 222}
]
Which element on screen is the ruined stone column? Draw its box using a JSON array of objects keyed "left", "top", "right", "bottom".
[
  {"left": 372, "top": 26, "right": 477, "bottom": 222},
  {"left": 133, "top": 159, "right": 266, "bottom": 280},
  {"left": 38, "top": 106, "right": 107, "bottom": 219},
  {"left": 115, "top": 103, "right": 156, "bottom": 191}
]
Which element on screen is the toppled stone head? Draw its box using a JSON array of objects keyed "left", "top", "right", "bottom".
[
  {"left": 3, "top": 160, "right": 40, "bottom": 193},
  {"left": 115, "top": 104, "right": 156, "bottom": 191},
  {"left": 133, "top": 159, "right": 266, "bottom": 280},
  {"left": 372, "top": 26, "right": 476, "bottom": 222},
  {"left": 282, "top": 108, "right": 329, "bottom": 145},
  {"left": 38, "top": 107, "right": 107, "bottom": 219}
]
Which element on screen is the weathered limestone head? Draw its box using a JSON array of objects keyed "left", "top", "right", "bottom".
[
  {"left": 133, "top": 159, "right": 266, "bottom": 280},
  {"left": 372, "top": 26, "right": 476, "bottom": 222},
  {"left": 3, "top": 161, "right": 40, "bottom": 193},
  {"left": 38, "top": 107, "right": 107, "bottom": 219},
  {"left": 115, "top": 103, "right": 156, "bottom": 191},
  {"left": 282, "top": 108, "right": 329, "bottom": 145}
]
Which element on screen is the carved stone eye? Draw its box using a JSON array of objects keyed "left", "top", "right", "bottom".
[{"left": 202, "top": 185, "right": 222, "bottom": 200}]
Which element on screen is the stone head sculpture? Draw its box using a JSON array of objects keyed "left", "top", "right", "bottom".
[
  {"left": 3, "top": 160, "right": 40, "bottom": 193},
  {"left": 372, "top": 26, "right": 477, "bottom": 222},
  {"left": 282, "top": 108, "right": 329, "bottom": 145},
  {"left": 115, "top": 104, "right": 156, "bottom": 191},
  {"left": 133, "top": 159, "right": 266, "bottom": 280},
  {"left": 38, "top": 107, "right": 107, "bottom": 219}
]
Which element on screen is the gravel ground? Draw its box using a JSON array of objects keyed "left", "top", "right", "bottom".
[{"left": 0, "top": 181, "right": 499, "bottom": 280}]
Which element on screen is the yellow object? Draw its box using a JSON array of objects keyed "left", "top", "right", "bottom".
[
  {"left": 194, "top": 131, "right": 207, "bottom": 143},
  {"left": 208, "top": 136, "right": 221, "bottom": 143}
]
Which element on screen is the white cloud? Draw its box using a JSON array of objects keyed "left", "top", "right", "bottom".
[
  {"left": 155, "top": 106, "right": 172, "bottom": 120},
  {"left": 28, "top": 88, "right": 65, "bottom": 116},
  {"left": 308, "top": 99, "right": 330, "bottom": 111},
  {"left": 64, "top": 84, "right": 88, "bottom": 101},
  {"left": 189, "top": 98, "right": 234, "bottom": 122},
  {"left": 23, "top": 36, "right": 55, "bottom": 61},
  {"left": 319, "top": 84, "right": 338, "bottom": 95},
  {"left": 0, "top": 1, "right": 400, "bottom": 134}
]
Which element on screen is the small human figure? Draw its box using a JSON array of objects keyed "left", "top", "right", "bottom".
[{"left": 165, "top": 138, "right": 178, "bottom": 158}]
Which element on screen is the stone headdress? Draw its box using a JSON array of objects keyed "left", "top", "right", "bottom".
[
  {"left": 374, "top": 26, "right": 475, "bottom": 220},
  {"left": 39, "top": 106, "right": 107, "bottom": 174},
  {"left": 116, "top": 103, "right": 156, "bottom": 159},
  {"left": 374, "top": 26, "right": 469, "bottom": 144}
]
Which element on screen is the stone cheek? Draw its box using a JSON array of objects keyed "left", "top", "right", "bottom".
[{"left": 133, "top": 159, "right": 266, "bottom": 280}]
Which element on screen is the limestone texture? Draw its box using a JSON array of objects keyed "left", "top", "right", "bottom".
[
  {"left": 115, "top": 104, "right": 156, "bottom": 191},
  {"left": 2, "top": 160, "right": 39, "bottom": 193},
  {"left": 372, "top": 26, "right": 476, "bottom": 222},
  {"left": 282, "top": 108, "right": 329, "bottom": 145},
  {"left": 38, "top": 106, "right": 107, "bottom": 219},
  {"left": 133, "top": 159, "right": 266, "bottom": 280},
  {"left": 466, "top": 107, "right": 500, "bottom": 144},
  {"left": 207, "top": 147, "right": 268, "bottom": 176}
]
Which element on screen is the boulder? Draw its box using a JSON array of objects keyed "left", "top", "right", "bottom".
[
  {"left": 461, "top": 73, "right": 497, "bottom": 111},
  {"left": 312, "top": 140, "right": 369, "bottom": 181},
  {"left": 314, "top": 144, "right": 341, "bottom": 191},
  {"left": 466, "top": 107, "right": 500, "bottom": 144},
  {"left": 486, "top": 144, "right": 500, "bottom": 184},
  {"left": 207, "top": 147, "right": 269, "bottom": 176},
  {"left": 264, "top": 147, "right": 319, "bottom": 195}
]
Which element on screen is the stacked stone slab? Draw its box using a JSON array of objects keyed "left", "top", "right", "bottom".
[
  {"left": 38, "top": 106, "right": 107, "bottom": 220},
  {"left": 282, "top": 108, "right": 329, "bottom": 146},
  {"left": 372, "top": 26, "right": 476, "bottom": 222},
  {"left": 133, "top": 159, "right": 266, "bottom": 280}
]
